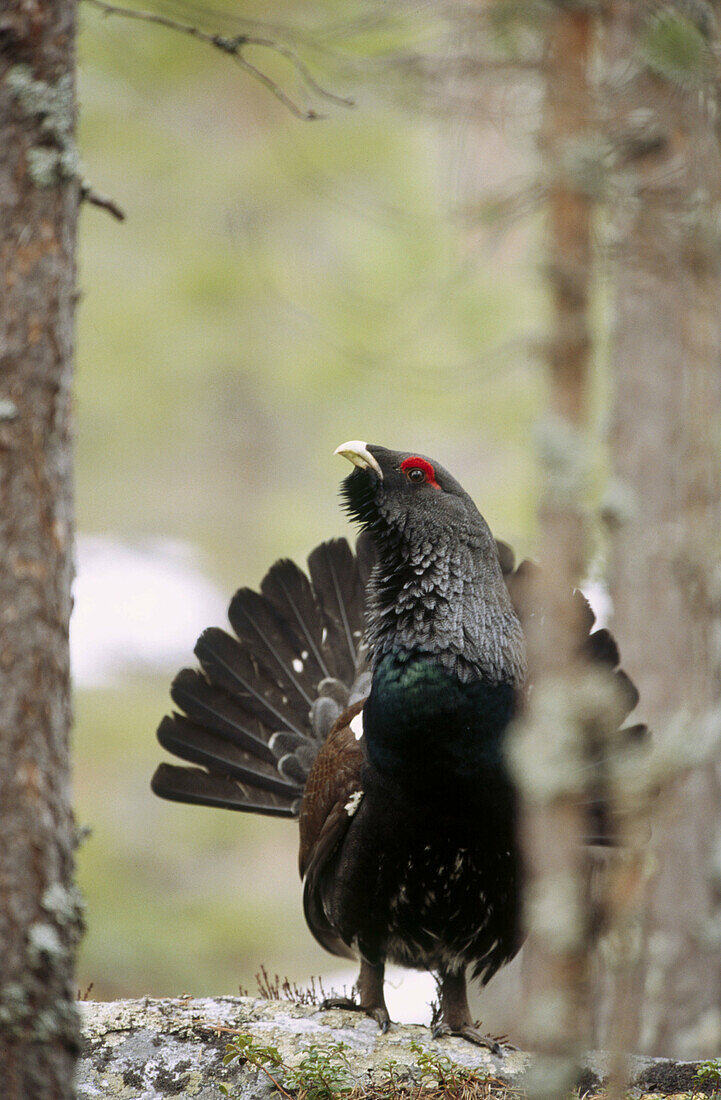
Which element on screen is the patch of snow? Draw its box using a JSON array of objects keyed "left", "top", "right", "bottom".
[
  {"left": 71, "top": 534, "right": 227, "bottom": 688},
  {"left": 327, "top": 965, "right": 436, "bottom": 1026}
]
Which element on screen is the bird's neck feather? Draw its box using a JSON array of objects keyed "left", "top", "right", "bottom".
[{"left": 365, "top": 527, "right": 527, "bottom": 687}]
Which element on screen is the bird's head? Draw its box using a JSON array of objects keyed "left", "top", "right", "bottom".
[
  {"left": 335, "top": 440, "right": 481, "bottom": 542},
  {"left": 334, "top": 441, "right": 525, "bottom": 684}
]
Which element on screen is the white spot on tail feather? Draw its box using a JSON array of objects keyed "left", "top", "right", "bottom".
[
  {"left": 292, "top": 658, "right": 303, "bottom": 673},
  {"left": 344, "top": 790, "right": 363, "bottom": 816},
  {"left": 350, "top": 711, "right": 364, "bottom": 740}
]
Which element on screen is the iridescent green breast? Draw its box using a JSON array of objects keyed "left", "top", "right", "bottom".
[{"left": 364, "top": 650, "right": 517, "bottom": 801}]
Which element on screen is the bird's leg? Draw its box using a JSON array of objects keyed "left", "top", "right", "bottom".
[
  {"left": 321, "top": 958, "right": 391, "bottom": 1033},
  {"left": 357, "top": 957, "right": 391, "bottom": 1031},
  {"left": 432, "top": 968, "right": 503, "bottom": 1055}
]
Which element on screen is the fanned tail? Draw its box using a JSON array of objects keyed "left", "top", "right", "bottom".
[
  {"left": 496, "top": 540, "right": 650, "bottom": 848},
  {"left": 151, "top": 538, "right": 370, "bottom": 817},
  {"left": 154, "top": 532, "right": 647, "bottom": 840}
]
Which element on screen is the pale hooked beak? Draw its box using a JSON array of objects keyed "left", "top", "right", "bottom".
[{"left": 334, "top": 440, "right": 383, "bottom": 480}]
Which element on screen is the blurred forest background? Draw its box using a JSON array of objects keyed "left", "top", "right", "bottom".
[
  {"left": 5, "top": 0, "right": 720, "bottom": 1089},
  {"left": 73, "top": 0, "right": 555, "bottom": 1016}
]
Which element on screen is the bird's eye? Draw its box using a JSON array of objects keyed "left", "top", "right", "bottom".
[{"left": 400, "top": 456, "right": 439, "bottom": 488}]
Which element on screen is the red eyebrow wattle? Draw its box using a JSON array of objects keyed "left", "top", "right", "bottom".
[{"left": 401, "top": 456, "right": 440, "bottom": 489}]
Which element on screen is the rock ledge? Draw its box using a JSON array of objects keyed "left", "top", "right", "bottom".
[{"left": 77, "top": 997, "right": 711, "bottom": 1098}]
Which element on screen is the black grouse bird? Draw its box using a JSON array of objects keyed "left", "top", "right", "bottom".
[{"left": 152, "top": 441, "right": 643, "bottom": 1048}]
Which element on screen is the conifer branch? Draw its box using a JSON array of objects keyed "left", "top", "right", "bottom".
[{"left": 82, "top": 0, "right": 354, "bottom": 121}]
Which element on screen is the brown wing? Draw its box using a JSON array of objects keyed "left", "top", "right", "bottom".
[
  {"left": 298, "top": 699, "right": 365, "bottom": 958},
  {"left": 298, "top": 699, "right": 365, "bottom": 877}
]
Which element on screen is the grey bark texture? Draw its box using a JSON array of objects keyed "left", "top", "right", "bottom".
[
  {"left": 74, "top": 997, "right": 716, "bottom": 1099},
  {"left": 0, "top": 1, "right": 83, "bottom": 1096},
  {"left": 606, "top": 0, "right": 721, "bottom": 1059}
]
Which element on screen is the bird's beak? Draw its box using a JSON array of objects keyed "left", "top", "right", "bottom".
[{"left": 334, "top": 440, "right": 383, "bottom": 480}]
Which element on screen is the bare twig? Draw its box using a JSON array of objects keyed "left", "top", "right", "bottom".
[
  {"left": 80, "top": 183, "right": 126, "bottom": 221},
  {"left": 82, "top": 0, "right": 354, "bottom": 121}
]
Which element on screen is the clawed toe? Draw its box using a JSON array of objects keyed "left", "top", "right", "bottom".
[
  {"left": 433, "top": 971, "right": 506, "bottom": 1056},
  {"left": 459, "top": 1026, "right": 504, "bottom": 1056},
  {"left": 432, "top": 1021, "right": 504, "bottom": 1056},
  {"left": 321, "top": 996, "right": 391, "bottom": 1033},
  {"left": 321, "top": 996, "right": 358, "bottom": 1012}
]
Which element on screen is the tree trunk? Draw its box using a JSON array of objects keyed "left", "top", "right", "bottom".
[
  {"left": 607, "top": 0, "right": 721, "bottom": 1059},
  {"left": 509, "top": 8, "right": 597, "bottom": 1096},
  {"left": 0, "top": 2, "right": 82, "bottom": 1096}
]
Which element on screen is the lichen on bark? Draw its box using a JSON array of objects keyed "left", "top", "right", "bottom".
[{"left": 0, "top": 2, "right": 82, "bottom": 1096}]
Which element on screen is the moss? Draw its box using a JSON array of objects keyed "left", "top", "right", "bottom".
[
  {"left": 27, "top": 921, "right": 65, "bottom": 965},
  {"left": 6, "top": 64, "right": 79, "bottom": 186},
  {"left": 42, "top": 881, "right": 85, "bottom": 926}
]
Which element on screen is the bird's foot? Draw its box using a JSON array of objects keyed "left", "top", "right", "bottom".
[
  {"left": 431, "top": 1022, "right": 505, "bottom": 1056},
  {"left": 321, "top": 996, "right": 391, "bottom": 1033}
]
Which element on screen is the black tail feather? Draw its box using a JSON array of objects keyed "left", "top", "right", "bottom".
[
  {"left": 583, "top": 627, "right": 620, "bottom": 667},
  {"left": 228, "top": 587, "right": 318, "bottom": 707},
  {"left": 170, "top": 668, "right": 277, "bottom": 764},
  {"left": 194, "top": 627, "right": 308, "bottom": 739},
  {"left": 151, "top": 762, "right": 299, "bottom": 817},
  {"left": 153, "top": 538, "right": 368, "bottom": 819},
  {"left": 157, "top": 715, "right": 301, "bottom": 798},
  {"left": 261, "top": 558, "right": 332, "bottom": 682},
  {"left": 307, "top": 539, "right": 365, "bottom": 686}
]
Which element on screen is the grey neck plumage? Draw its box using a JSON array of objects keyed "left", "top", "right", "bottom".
[{"left": 364, "top": 521, "right": 528, "bottom": 687}]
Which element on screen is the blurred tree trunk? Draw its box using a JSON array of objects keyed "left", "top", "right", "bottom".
[
  {"left": 0, "top": 2, "right": 82, "bottom": 1096},
  {"left": 607, "top": 0, "right": 721, "bottom": 1059},
  {"left": 510, "top": 6, "right": 597, "bottom": 1096}
]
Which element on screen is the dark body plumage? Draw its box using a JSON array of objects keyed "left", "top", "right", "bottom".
[
  {"left": 152, "top": 442, "right": 644, "bottom": 1046},
  {"left": 318, "top": 666, "right": 521, "bottom": 978}
]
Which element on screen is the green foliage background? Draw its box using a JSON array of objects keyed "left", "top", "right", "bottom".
[{"left": 74, "top": 0, "right": 544, "bottom": 1001}]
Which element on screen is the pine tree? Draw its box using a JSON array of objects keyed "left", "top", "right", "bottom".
[{"left": 0, "top": 3, "right": 83, "bottom": 1095}]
